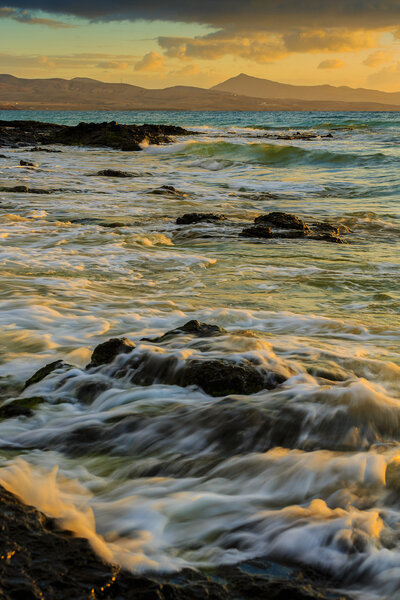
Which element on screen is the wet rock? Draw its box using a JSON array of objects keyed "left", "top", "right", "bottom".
[
  {"left": 0, "top": 120, "right": 192, "bottom": 150},
  {"left": 151, "top": 185, "right": 188, "bottom": 197},
  {"left": 20, "top": 159, "right": 37, "bottom": 167},
  {"left": 48, "top": 121, "right": 190, "bottom": 152},
  {"left": 182, "top": 359, "right": 267, "bottom": 397},
  {"left": 142, "top": 319, "right": 227, "bottom": 343},
  {"left": 0, "top": 153, "right": 8, "bottom": 158},
  {"left": 95, "top": 169, "right": 137, "bottom": 177},
  {"left": 311, "top": 221, "right": 351, "bottom": 235},
  {"left": 240, "top": 225, "right": 273, "bottom": 239},
  {"left": 24, "top": 360, "right": 68, "bottom": 389},
  {"left": 29, "top": 146, "right": 62, "bottom": 152},
  {"left": 0, "top": 185, "right": 51, "bottom": 194},
  {"left": 75, "top": 381, "right": 110, "bottom": 404},
  {"left": 308, "top": 233, "right": 346, "bottom": 243},
  {"left": 0, "top": 396, "right": 44, "bottom": 419},
  {"left": 176, "top": 212, "right": 226, "bottom": 225},
  {"left": 255, "top": 211, "right": 309, "bottom": 232},
  {"left": 0, "top": 484, "right": 350, "bottom": 600},
  {"left": 87, "top": 337, "right": 135, "bottom": 368}
]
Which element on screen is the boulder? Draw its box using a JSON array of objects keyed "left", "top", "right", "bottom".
[
  {"left": 87, "top": 337, "right": 135, "bottom": 368},
  {"left": 254, "top": 211, "right": 309, "bottom": 231},
  {"left": 240, "top": 225, "right": 273, "bottom": 239},
  {"left": 176, "top": 212, "right": 226, "bottom": 225},
  {"left": 181, "top": 359, "right": 267, "bottom": 397},
  {"left": 1, "top": 185, "right": 51, "bottom": 194},
  {"left": 151, "top": 185, "right": 188, "bottom": 197},
  {"left": 0, "top": 396, "right": 44, "bottom": 419}
]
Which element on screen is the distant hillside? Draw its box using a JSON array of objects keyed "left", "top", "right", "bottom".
[
  {"left": 1, "top": 74, "right": 400, "bottom": 111},
  {"left": 212, "top": 73, "right": 400, "bottom": 106}
]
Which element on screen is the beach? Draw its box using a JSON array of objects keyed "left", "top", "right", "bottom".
[{"left": 0, "top": 110, "right": 400, "bottom": 599}]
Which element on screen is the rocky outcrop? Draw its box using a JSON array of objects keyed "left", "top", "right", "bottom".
[
  {"left": 95, "top": 169, "right": 137, "bottom": 177},
  {"left": 19, "top": 159, "right": 37, "bottom": 167},
  {"left": 0, "top": 484, "right": 350, "bottom": 600},
  {"left": 151, "top": 185, "right": 188, "bottom": 198},
  {"left": 0, "top": 120, "right": 191, "bottom": 150},
  {"left": 0, "top": 185, "right": 52, "bottom": 194},
  {"left": 240, "top": 225, "right": 273, "bottom": 238},
  {"left": 254, "top": 211, "right": 310, "bottom": 232},
  {"left": 24, "top": 360, "right": 68, "bottom": 389}
]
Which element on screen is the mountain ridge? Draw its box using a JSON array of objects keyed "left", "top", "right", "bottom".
[{"left": 1, "top": 73, "right": 400, "bottom": 111}]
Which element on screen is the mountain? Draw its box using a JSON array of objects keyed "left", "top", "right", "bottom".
[
  {"left": 212, "top": 73, "right": 400, "bottom": 106},
  {"left": 1, "top": 74, "right": 400, "bottom": 111}
]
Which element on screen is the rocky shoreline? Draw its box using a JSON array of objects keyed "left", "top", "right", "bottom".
[
  {"left": 0, "top": 120, "right": 192, "bottom": 151},
  {"left": 0, "top": 483, "right": 350, "bottom": 600}
]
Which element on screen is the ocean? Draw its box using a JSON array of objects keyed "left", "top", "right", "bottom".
[{"left": 0, "top": 110, "right": 400, "bottom": 599}]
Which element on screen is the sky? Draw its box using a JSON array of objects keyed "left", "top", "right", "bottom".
[{"left": 1, "top": 1, "right": 400, "bottom": 90}]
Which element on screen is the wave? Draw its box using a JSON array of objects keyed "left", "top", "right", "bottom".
[{"left": 175, "top": 140, "right": 389, "bottom": 168}]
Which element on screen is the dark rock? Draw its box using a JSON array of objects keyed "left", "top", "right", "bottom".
[
  {"left": 0, "top": 120, "right": 191, "bottom": 150},
  {"left": 308, "top": 233, "right": 346, "bottom": 244},
  {"left": 182, "top": 359, "right": 266, "bottom": 397},
  {"left": 29, "top": 146, "right": 62, "bottom": 152},
  {"left": 24, "top": 360, "right": 67, "bottom": 389},
  {"left": 176, "top": 213, "right": 226, "bottom": 225},
  {"left": 0, "top": 153, "right": 8, "bottom": 158},
  {"left": 151, "top": 185, "right": 188, "bottom": 197},
  {"left": 48, "top": 121, "right": 190, "bottom": 152},
  {"left": 240, "top": 225, "right": 273, "bottom": 239},
  {"left": 0, "top": 396, "right": 44, "bottom": 419},
  {"left": 95, "top": 169, "right": 136, "bottom": 177},
  {"left": 0, "top": 484, "right": 351, "bottom": 600},
  {"left": 1, "top": 185, "right": 51, "bottom": 194},
  {"left": 254, "top": 212, "right": 309, "bottom": 231},
  {"left": 142, "top": 320, "right": 227, "bottom": 343},
  {"left": 20, "top": 159, "right": 37, "bottom": 167},
  {"left": 75, "top": 381, "right": 110, "bottom": 404},
  {"left": 87, "top": 337, "right": 135, "bottom": 368}
]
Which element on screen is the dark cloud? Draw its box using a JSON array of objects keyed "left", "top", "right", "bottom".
[
  {"left": 0, "top": 6, "right": 72, "bottom": 27},
  {"left": 3, "top": 1, "right": 400, "bottom": 30}
]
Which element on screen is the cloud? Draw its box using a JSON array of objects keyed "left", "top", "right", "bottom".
[
  {"left": 318, "top": 59, "right": 345, "bottom": 69},
  {"left": 134, "top": 51, "right": 165, "bottom": 72},
  {"left": 0, "top": 6, "right": 72, "bottom": 27},
  {"left": 5, "top": 1, "right": 400, "bottom": 30},
  {"left": 363, "top": 50, "right": 392, "bottom": 68},
  {"left": 366, "top": 61, "right": 400, "bottom": 90},
  {"left": 171, "top": 64, "right": 199, "bottom": 76},
  {"left": 283, "top": 30, "right": 376, "bottom": 53},
  {"left": 96, "top": 61, "right": 129, "bottom": 70}
]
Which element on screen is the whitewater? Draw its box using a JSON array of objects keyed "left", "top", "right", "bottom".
[{"left": 0, "top": 109, "right": 400, "bottom": 599}]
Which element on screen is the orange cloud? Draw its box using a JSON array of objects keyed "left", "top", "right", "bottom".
[
  {"left": 318, "top": 59, "right": 345, "bottom": 69},
  {"left": 363, "top": 50, "right": 392, "bottom": 68},
  {"left": 134, "top": 51, "right": 165, "bottom": 72},
  {"left": 97, "top": 61, "right": 129, "bottom": 70}
]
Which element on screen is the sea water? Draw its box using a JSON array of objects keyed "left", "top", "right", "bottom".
[{"left": 0, "top": 110, "right": 400, "bottom": 598}]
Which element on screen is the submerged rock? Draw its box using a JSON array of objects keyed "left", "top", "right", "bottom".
[
  {"left": 176, "top": 212, "right": 226, "bottom": 225},
  {"left": 0, "top": 185, "right": 51, "bottom": 194},
  {"left": 29, "top": 146, "right": 62, "bottom": 152},
  {"left": 240, "top": 225, "right": 273, "bottom": 239},
  {"left": 0, "top": 483, "right": 351, "bottom": 600},
  {"left": 95, "top": 169, "right": 137, "bottom": 178},
  {"left": 24, "top": 360, "right": 68, "bottom": 389},
  {"left": 255, "top": 211, "right": 309, "bottom": 232},
  {"left": 0, "top": 396, "right": 44, "bottom": 419},
  {"left": 151, "top": 185, "right": 188, "bottom": 197},
  {"left": 20, "top": 159, "right": 37, "bottom": 167},
  {"left": 142, "top": 319, "right": 227, "bottom": 343},
  {"left": 87, "top": 337, "right": 135, "bottom": 368}
]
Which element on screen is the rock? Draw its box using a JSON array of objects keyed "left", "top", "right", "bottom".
[
  {"left": 1, "top": 185, "right": 51, "bottom": 194},
  {"left": 176, "top": 213, "right": 226, "bottom": 225},
  {"left": 0, "top": 396, "right": 44, "bottom": 419},
  {"left": 29, "top": 146, "right": 62, "bottom": 152},
  {"left": 151, "top": 185, "right": 188, "bottom": 197},
  {"left": 0, "top": 120, "right": 191, "bottom": 150},
  {"left": 239, "top": 225, "right": 273, "bottom": 239},
  {"left": 24, "top": 360, "right": 67, "bottom": 389},
  {"left": 0, "top": 483, "right": 351, "bottom": 600},
  {"left": 0, "top": 153, "right": 8, "bottom": 158},
  {"left": 47, "top": 121, "right": 190, "bottom": 152},
  {"left": 308, "top": 233, "right": 346, "bottom": 243},
  {"left": 181, "top": 359, "right": 267, "bottom": 397},
  {"left": 75, "top": 381, "right": 110, "bottom": 403},
  {"left": 255, "top": 211, "right": 309, "bottom": 231},
  {"left": 142, "top": 319, "right": 228, "bottom": 343},
  {"left": 95, "top": 169, "right": 137, "bottom": 177},
  {"left": 87, "top": 337, "right": 135, "bottom": 368},
  {"left": 20, "top": 159, "right": 37, "bottom": 167}
]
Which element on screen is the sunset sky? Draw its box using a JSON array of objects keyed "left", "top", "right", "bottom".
[{"left": 1, "top": 1, "right": 400, "bottom": 90}]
